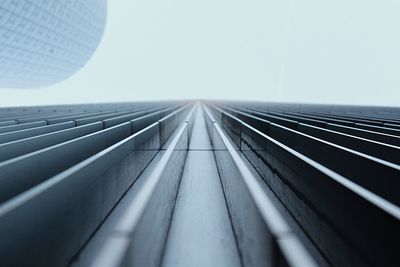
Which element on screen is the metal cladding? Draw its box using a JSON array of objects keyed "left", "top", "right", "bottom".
[
  {"left": 0, "top": 101, "right": 398, "bottom": 267},
  {"left": 0, "top": 0, "right": 107, "bottom": 88}
]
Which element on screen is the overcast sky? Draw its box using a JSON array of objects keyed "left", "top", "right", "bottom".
[{"left": 0, "top": 0, "right": 399, "bottom": 107}]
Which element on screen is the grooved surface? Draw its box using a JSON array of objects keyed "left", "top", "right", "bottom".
[
  {"left": 162, "top": 109, "right": 241, "bottom": 267},
  {"left": 0, "top": 102, "right": 399, "bottom": 267}
]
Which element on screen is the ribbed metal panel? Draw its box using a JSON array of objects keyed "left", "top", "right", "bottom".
[
  {"left": 0, "top": 101, "right": 398, "bottom": 267},
  {"left": 210, "top": 102, "right": 400, "bottom": 267}
]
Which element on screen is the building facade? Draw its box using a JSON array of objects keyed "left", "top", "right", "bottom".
[{"left": 0, "top": 0, "right": 107, "bottom": 88}]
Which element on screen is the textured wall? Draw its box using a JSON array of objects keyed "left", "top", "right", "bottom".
[{"left": 0, "top": 0, "right": 107, "bottom": 88}]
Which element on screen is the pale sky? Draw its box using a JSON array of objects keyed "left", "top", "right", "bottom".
[{"left": 0, "top": 0, "right": 399, "bottom": 107}]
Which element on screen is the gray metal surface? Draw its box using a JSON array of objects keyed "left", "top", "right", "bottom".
[
  {"left": 0, "top": 101, "right": 398, "bottom": 267},
  {"left": 0, "top": 121, "right": 75, "bottom": 144},
  {"left": 0, "top": 122, "right": 103, "bottom": 162},
  {"left": 0, "top": 120, "right": 47, "bottom": 134},
  {"left": 162, "top": 109, "right": 241, "bottom": 267},
  {"left": 0, "top": 102, "right": 187, "bottom": 267},
  {"left": 90, "top": 106, "right": 196, "bottom": 267},
  {"left": 211, "top": 102, "right": 400, "bottom": 267},
  {"left": 204, "top": 106, "right": 317, "bottom": 267}
]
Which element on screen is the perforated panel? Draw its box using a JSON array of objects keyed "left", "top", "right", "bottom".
[{"left": 0, "top": 0, "right": 107, "bottom": 88}]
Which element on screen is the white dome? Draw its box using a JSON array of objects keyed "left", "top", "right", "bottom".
[{"left": 0, "top": 0, "right": 107, "bottom": 88}]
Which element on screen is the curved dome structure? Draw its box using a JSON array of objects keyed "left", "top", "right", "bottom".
[{"left": 0, "top": 0, "right": 107, "bottom": 88}]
